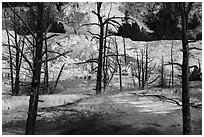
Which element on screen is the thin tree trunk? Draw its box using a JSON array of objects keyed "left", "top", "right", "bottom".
[
  {"left": 161, "top": 55, "right": 165, "bottom": 88},
  {"left": 171, "top": 41, "right": 174, "bottom": 88},
  {"left": 4, "top": 10, "right": 14, "bottom": 94},
  {"left": 115, "top": 37, "right": 122, "bottom": 91},
  {"left": 54, "top": 63, "right": 65, "bottom": 91},
  {"left": 123, "top": 37, "right": 127, "bottom": 65},
  {"left": 103, "top": 21, "right": 109, "bottom": 93},
  {"left": 118, "top": 58, "right": 122, "bottom": 91},
  {"left": 44, "top": 38, "right": 49, "bottom": 93},
  {"left": 25, "top": 3, "right": 44, "bottom": 134},
  {"left": 5, "top": 27, "right": 14, "bottom": 94},
  {"left": 180, "top": 3, "right": 192, "bottom": 134},
  {"left": 91, "top": 54, "right": 94, "bottom": 73},
  {"left": 136, "top": 52, "right": 141, "bottom": 88},
  {"left": 141, "top": 50, "right": 145, "bottom": 89},
  {"left": 96, "top": 2, "right": 103, "bottom": 95},
  {"left": 169, "top": 71, "right": 171, "bottom": 88},
  {"left": 13, "top": 13, "right": 20, "bottom": 95},
  {"left": 145, "top": 45, "right": 148, "bottom": 88}
]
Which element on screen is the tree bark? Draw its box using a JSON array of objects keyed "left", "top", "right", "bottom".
[
  {"left": 5, "top": 25, "right": 14, "bottom": 94},
  {"left": 141, "top": 50, "right": 145, "bottom": 89},
  {"left": 136, "top": 52, "right": 141, "bottom": 88},
  {"left": 115, "top": 37, "right": 122, "bottom": 91},
  {"left": 96, "top": 2, "right": 103, "bottom": 95},
  {"left": 54, "top": 63, "right": 65, "bottom": 91},
  {"left": 171, "top": 41, "right": 174, "bottom": 88},
  {"left": 160, "top": 55, "right": 164, "bottom": 88},
  {"left": 43, "top": 38, "right": 49, "bottom": 93},
  {"left": 25, "top": 3, "right": 44, "bottom": 135},
  {"left": 123, "top": 37, "right": 127, "bottom": 65},
  {"left": 13, "top": 13, "right": 20, "bottom": 95},
  {"left": 144, "top": 45, "right": 148, "bottom": 88},
  {"left": 180, "top": 2, "right": 192, "bottom": 135}
]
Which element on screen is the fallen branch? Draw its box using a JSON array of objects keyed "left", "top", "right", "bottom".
[{"left": 132, "top": 93, "right": 202, "bottom": 109}]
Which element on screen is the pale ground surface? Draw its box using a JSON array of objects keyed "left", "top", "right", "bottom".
[{"left": 2, "top": 86, "right": 202, "bottom": 135}]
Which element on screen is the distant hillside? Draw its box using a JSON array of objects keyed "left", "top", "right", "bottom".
[{"left": 2, "top": 30, "right": 202, "bottom": 81}]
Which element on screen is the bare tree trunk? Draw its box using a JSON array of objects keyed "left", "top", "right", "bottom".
[
  {"left": 144, "top": 45, "right": 148, "bottom": 88},
  {"left": 141, "top": 50, "right": 145, "bottom": 89},
  {"left": 43, "top": 38, "right": 49, "bottom": 93},
  {"left": 123, "top": 37, "right": 127, "bottom": 65},
  {"left": 54, "top": 63, "right": 65, "bottom": 91},
  {"left": 171, "top": 41, "right": 174, "bottom": 88},
  {"left": 103, "top": 20, "right": 109, "bottom": 93},
  {"left": 25, "top": 3, "right": 44, "bottom": 134},
  {"left": 118, "top": 58, "right": 122, "bottom": 91},
  {"left": 96, "top": 2, "right": 103, "bottom": 95},
  {"left": 91, "top": 54, "right": 94, "bottom": 73},
  {"left": 179, "top": 2, "right": 192, "bottom": 135},
  {"left": 160, "top": 55, "right": 165, "bottom": 88},
  {"left": 5, "top": 26, "right": 14, "bottom": 94},
  {"left": 115, "top": 37, "right": 122, "bottom": 91},
  {"left": 169, "top": 71, "right": 171, "bottom": 88},
  {"left": 13, "top": 13, "right": 20, "bottom": 95},
  {"left": 136, "top": 52, "right": 141, "bottom": 88}
]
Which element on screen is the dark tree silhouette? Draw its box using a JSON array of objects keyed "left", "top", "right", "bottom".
[{"left": 176, "top": 2, "right": 197, "bottom": 135}]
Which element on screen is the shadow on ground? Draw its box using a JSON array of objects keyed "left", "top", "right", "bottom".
[{"left": 2, "top": 108, "right": 201, "bottom": 135}]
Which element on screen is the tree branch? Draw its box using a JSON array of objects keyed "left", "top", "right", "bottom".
[
  {"left": 165, "top": 62, "right": 182, "bottom": 68},
  {"left": 80, "top": 23, "right": 100, "bottom": 27},
  {"left": 148, "top": 75, "right": 160, "bottom": 85},
  {"left": 3, "top": 43, "right": 33, "bottom": 71},
  {"left": 7, "top": 3, "right": 36, "bottom": 40},
  {"left": 189, "top": 47, "right": 202, "bottom": 51},
  {"left": 41, "top": 34, "right": 59, "bottom": 42},
  {"left": 103, "top": 16, "right": 123, "bottom": 25},
  {"left": 87, "top": 30, "right": 100, "bottom": 37},
  {"left": 75, "top": 58, "right": 99, "bottom": 65},
  {"left": 42, "top": 50, "right": 73, "bottom": 63}
]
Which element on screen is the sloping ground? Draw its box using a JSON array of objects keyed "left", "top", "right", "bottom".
[
  {"left": 2, "top": 94, "right": 89, "bottom": 111},
  {"left": 2, "top": 88, "right": 202, "bottom": 135}
]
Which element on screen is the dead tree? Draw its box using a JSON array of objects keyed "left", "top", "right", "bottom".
[
  {"left": 176, "top": 2, "right": 195, "bottom": 135},
  {"left": 132, "top": 45, "right": 158, "bottom": 89},
  {"left": 3, "top": 8, "right": 26, "bottom": 96},
  {"left": 95, "top": 2, "right": 104, "bottom": 95},
  {"left": 159, "top": 55, "right": 166, "bottom": 88},
  {"left": 114, "top": 37, "right": 123, "bottom": 91},
  {"left": 25, "top": 3, "right": 45, "bottom": 134},
  {"left": 4, "top": 3, "right": 72, "bottom": 134},
  {"left": 84, "top": 2, "right": 124, "bottom": 94},
  {"left": 53, "top": 63, "right": 65, "bottom": 92},
  {"left": 170, "top": 41, "right": 174, "bottom": 88},
  {"left": 4, "top": 21, "right": 14, "bottom": 94}
]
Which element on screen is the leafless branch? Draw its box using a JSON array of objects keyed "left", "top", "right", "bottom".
[
  {"left": 189, "top": 65, "right": 197, "bottom": 69},
  {"left": 42, "top": 50, "right": 73, "bottom": 63},
  {"left": 47, "top": 50, "right": 68, "bottom": 58},
  {"left": 3, "top": 43, "right": 33, "bottom": 71},
  {"left": 75, "top": 58, "right": 99, "bottom": 65},
  {"left": 80, "top": 23, "right": 100, "bottom": 27},
  {"left": 189, "top": 47, "right": 202, "bottom": 51},
  {"left": 186, "top": 39, "right": 197, "bottom": 44},
  {"left": 7, "top": 3, "right": 36, "bottom": 40},
  {"left": 148, "top": 75, "right": 160, "bottom": 85},
  {"left": 41, "top": 34, "right": 59, "bottom": 42},
  {"left": 166, "top": 62, "right": 182, "bottom": 68},
  {"left": 87, "top": 30, "right": 100, "bottom": 37},
  {"left": 89, "top": 37, "right": 98, "bottom": 42}
]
